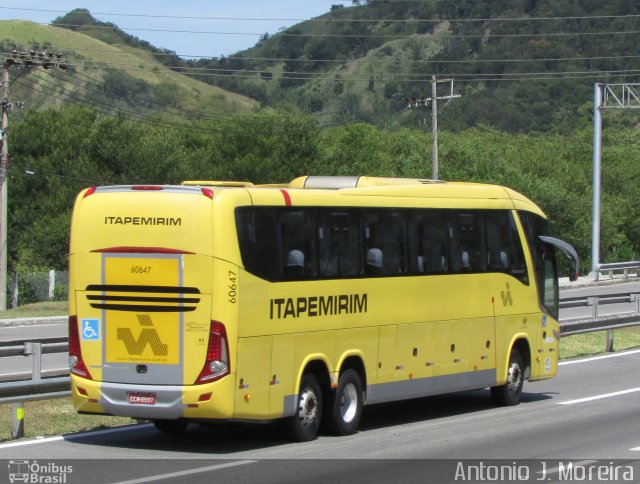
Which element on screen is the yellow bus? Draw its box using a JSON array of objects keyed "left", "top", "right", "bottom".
[{"left": 68, "top": 176, "right": 578, "bottom": 441}]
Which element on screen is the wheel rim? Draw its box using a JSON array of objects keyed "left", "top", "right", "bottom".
[
  {"left": 340, "top": 382, "right": 359, "bottom": 423},
  {"left": 297, "top": 386, "right": 319, "bottom": 428},
  {"left": 506, "top": 361, "right": 522, "bottom": 396}
]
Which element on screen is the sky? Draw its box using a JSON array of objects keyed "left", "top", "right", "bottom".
[{"left": 0, "top": 1, "right": 353, "bottom": 58}]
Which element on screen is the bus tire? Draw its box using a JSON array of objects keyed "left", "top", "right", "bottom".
[
  {"left": 287, "top": 373, "right": 322, "bottom": 442},
  {"left": 327, "top": 369, "right": 363, "bottom": 435},
  {"left": 153, "top": 419, "right": 188, "bottom": 433},
  {"left": 491, "top": 348, "right": 524, "bottom": 406}
]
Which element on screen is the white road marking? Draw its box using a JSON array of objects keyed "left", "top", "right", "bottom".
[
  {"left": 0, "top": 423, "right": 153, "bottom": 449},
  {"left": 558, "top": 387, "right": 640, "bottom": 405},
  {"left": 630, "top": 447, "right": 640, "bottom": 451},
  {"left": 111, "top": 460, "right": 257, "bottom": 484},
  {"left": 0, "top": 435, "right": 63, "bottom": 448},
  {"left": 559, "top": 348, "right": 640, "bottom": 366}
]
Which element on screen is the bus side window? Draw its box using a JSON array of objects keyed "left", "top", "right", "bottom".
[
  {"left": 410, "top": 211, "right": 448, "bottom": 274},
  {"left": 317, "top": 210, "right": 361, "bottom": 278},
  {"left": 485, "top": 211, "right": 528, "bottom": 284},
  {"left": 449, "top": 212, "right": 485, "bottom": 272},
  {"left": 235, "top": 207, "right": 278, "bottom": 281},
  {"left": 279, "top": 209, "right": 317, "bottom": 279},
  {"left": 364, "top": 210, "right": 406, "bottom": 276},
  {"left": 519, "top": 211, "right": 555, "bottom": 313}
]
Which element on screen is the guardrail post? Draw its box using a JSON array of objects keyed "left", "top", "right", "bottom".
[
  {"left": 24, "top": 342, "right": 42, "bottom": 380},
  {"left": 12, "top": 402, "right": 25, "bottom": 438},
  {"left": 606, "top": 329, "right": 615, "bottom": 352},
  {"left": 14, "top": 342, "right": 43, "bottom": 438},
  {"left": 588, "top": 296, "right": 598, "bottom": 319}
]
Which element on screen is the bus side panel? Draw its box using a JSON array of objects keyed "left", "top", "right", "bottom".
[
  {"left": 392, "top": 323, "right": 435, "bottom": 381},
  {"left": 269, "top": 333, "right": 296, "bottom": 418},
  {"left": 334, "top": 326, "right": 378, "bottom": 382},
  {"left": 233, "top": 336, "right": 272, "bottom": 419},
  {"left": 530, "top": 314, "right": 560, "bottom": 380},
  {"left": 434, "top": 316, "right": 496, "bottom": 376},
  {"left": 375, "top": 325, "right": 399, "bottom": 385}
]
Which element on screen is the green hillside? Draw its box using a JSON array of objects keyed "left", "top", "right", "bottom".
[
  {"left": 195, "top": 0, "right": 640, "bottom": 133},
  {"left": 0, "top": 20, "right": 260, "bottom": 121}
]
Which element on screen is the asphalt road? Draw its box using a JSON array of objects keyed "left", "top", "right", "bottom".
[{"left": 1, "top": 348, "right": 639, "bottom": 483}]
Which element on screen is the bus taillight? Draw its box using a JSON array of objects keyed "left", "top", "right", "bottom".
[
  {"left": 195, "top": 321, "right": 230, "bottom": 384},
  {"left": 68, "top": 316, "right": 93, "bottom": 380}
]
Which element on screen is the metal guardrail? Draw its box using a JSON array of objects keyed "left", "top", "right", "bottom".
[
  {"left": 0, "top": 337, "right": 68, "bottom": 358},
  {"left": 0, "top": 340, "right": 71, "bottom": 438},
  {"left": 558, "top": 291, "right": 640, "bottom": 335},
  {"left": 596, "top": 261, "right": 640, "bottom": 280},
  {"left": 0, "top": 377, "right": 70, "bottom": 405}
]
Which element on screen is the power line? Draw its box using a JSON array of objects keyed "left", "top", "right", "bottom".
[
  {"left": 37, "top": 61, "right": 640, "bottom": 83},
  {"left": 19, "top": 71, "right": 331, "bottom": 136},
  {"left": 37, "top": 53, "right": 640, "bottom": 71},
  {"left": 46, "top": 22, "right": 640, "bottom": 40},
  {"left": 4, "top": 48, "right": 634, "bottom": 82},
  {"left": 18, "top": 72, "right": 218, "bottom": 133},
  {"left": 13, "top": 166, "right": 113, "bottom": 186},
  {"left": 3, "top": 39, "right": 639, "bottom": 66},
  {"left": 57, "top": 68, "right": 307, "bottom": 123},
  {"left": 2, "top": 6, "right": 639, "bottom": 23}
]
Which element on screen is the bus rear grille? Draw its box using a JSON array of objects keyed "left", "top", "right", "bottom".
[{"left": 85, "top": 285, "right": 200, "bottom": 312}]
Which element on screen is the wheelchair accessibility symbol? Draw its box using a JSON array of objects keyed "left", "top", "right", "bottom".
[{"left": 81, "top": 318, "right": 100, "bottom": 341}]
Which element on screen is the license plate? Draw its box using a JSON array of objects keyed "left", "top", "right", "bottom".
[{"left": 128, "top": 392, "right": 157, "bottom": 405}]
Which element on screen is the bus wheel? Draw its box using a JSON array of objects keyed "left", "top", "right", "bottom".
[
  {"left": 153, "top": 419, "right": 188, "bottom": 433},
  {"left": 491, "top": 348, "right": 524, "bottom": 406},
  {"left": 288, "top": 373, "right": 322, "bottom": 442},
  {"left": 328, "top": 369, "right": 363, "bottom": 435}
]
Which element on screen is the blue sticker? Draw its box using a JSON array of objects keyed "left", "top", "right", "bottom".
[
  {"left": 542, "top": 315, "right": 547, "bottom": 328},
  {"left": 81, "top": 318, "right": 100, "bottom": 341}
]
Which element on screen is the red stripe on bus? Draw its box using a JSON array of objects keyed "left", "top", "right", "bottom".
[
  {"left": 91, "top": 247, "right": 194, "bottom": 254},
  {"left": 280, "top": 189, "right": 292, "bottom": 206}
]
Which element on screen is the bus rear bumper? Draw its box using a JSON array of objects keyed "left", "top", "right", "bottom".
[{"left": 71, "top": 376, "right": 236, "bottom": 420}]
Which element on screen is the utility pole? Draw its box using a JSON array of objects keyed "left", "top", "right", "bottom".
[
  {"left": 1, "top": 61, "right": 12, "bottom": 311},
  {"left": 405, "top": 77, "right": 461, "bottom": 180},
  {"left": 0, "top": 49, "right": 66, "bottom": 310},
  {"left": 430, "top": 76, "right": 438, "bottom": 181}
]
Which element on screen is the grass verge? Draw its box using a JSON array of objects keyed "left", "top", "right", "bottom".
[
  {"left": 1, "top": 328, "right": 639, "bottom": 443},
  {"left": 0, "top": 301, "right": 68, "bottom": 319},
  {"left": 560, "top": 326, "right": 640, "bottom": 360},
  {"left": 0, "top": 399, "right": 137, "bottom": 443}
]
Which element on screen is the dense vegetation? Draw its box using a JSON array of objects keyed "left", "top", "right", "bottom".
[{"left": 8, "top": 106, "right": 640, "bottom": 278}]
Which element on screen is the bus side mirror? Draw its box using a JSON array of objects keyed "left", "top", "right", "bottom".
[{"left": 539, "top": 236, "right": 579, "bottom": 282}]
